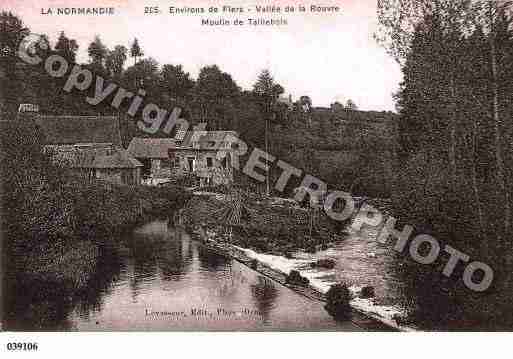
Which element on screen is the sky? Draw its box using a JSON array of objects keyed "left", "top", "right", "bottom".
[{"left": 3, "top": 0, "right": 402, "bottom": 111}]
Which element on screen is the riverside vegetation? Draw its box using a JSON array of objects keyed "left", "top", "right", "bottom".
[
  {"left": 4, "top": 2, "right": 513, "bottom": 329},
  {"left": 0, "top": 120, "right": 191, "bottom": 299},
  {"left": 180, "top": 190, "right": 345, "bottom": 257}
]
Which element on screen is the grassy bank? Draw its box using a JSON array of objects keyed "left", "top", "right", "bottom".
[{"left": 0, "top": 121, "right": 190, "bottom": 295}]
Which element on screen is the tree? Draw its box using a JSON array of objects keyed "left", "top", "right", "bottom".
[
  {"left": 375, "top": 0, "right": 475, "bottom": 64},
  {"left": 0, "top": 11, "right": 29, "bottom": 115},
  {"left": 252, "top": 69, "right": 284, "bottom": 195},
  {"left": 345, "top": 99, "right": 358, "bottom": 110},
  {"left": 299, "top": 96, "right": 312, "bottom": 112},
  {"left": 378, "top": 1, "right": 513, "bottom": 323},
  {"left": 160, "top": 64, "right": 194, "bottom": 103},
  {"left": 0, "top": 11, "right": 29, "bottom": 57},
  {"left": 54, "top": 31, "right": 78, "bottom": 63},
  {"left": 194, "top": 65, "right": 240, "bottom": 129},
  {"left": 253, "top": 69, "right": 284, "bottom": 107},
  {"left": 253, "top": 69, "right": 285, "bottom": 124},
  {"left": 484, "top": 0, "right": 512, "bottom": 235},
  {"left": 330, "top": 101, "right": 344, "bottom": 112},
  {"left": 122, "top": 57, "right": 160, "bottom": 92},
  {"left": 130, "top": 38, "right": 143, "bottom": 65},
  {"left": 87, "top": 35, "right": 107, "bottom": 65},
  {"left": 105, "top": 45, "right": 127, "bottom": 78},
  {"left": 379, "top": 0, "right": 513, "bottom": 239},
  {"left": 377, "top": 1, "right": 478, "bottom": 193}
]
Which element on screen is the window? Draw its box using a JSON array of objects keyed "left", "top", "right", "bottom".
[
  {"left": 170, "top": 157, "right": 180, "bottom": 169},
  {"left": 187, "top": 157, "right": 195, "bottom": 171},
  {"left": 206, "top": 157, "right": 213, "bottom": 168},
  {"left": 221, "top": 153, "right": 230, "bottom": 169},
  {"left": 162, "top": 159, "right": 171, "bottom": 168}
]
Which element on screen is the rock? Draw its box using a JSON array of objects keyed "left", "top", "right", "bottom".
[
  {"left": 284, "top": 251, "right": 294, "bottom": 259},
  {"left": 250, "top": 259, "right": 258, "bottom": 270},
  {"left": 360, "top": 286, "right": 375, "bottom": 299},
  {"left": 306, "top": 244, "right": 317, "bottom": 254},
  {"left": 285, "top": 270, "right": 309, "bottom": 287},
  {"left": 324, "top": 283, "right": 352, "bottom": 320},
  {"left": 310, "top": 259, "right": 336, "bottom": 269},
  {"left": 392, "top": 313, "right": 411, "bottom": 326}
]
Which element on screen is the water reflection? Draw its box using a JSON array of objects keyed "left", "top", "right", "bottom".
[
  {"left": 197, "top": 245, "right": 230, "bottom": 272},
  {"left": 3, "top": 220, "right": 357, "bottom": 331},
  {"left": 251, "top": 277, "right": 278, "bottom": 323},
  {"left": 74, "top": 245, "right": 127, "bottom": 320}
]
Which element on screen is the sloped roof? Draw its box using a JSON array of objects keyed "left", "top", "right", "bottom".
[
  {"left": 181, "top": 131, "right": 238, "bottom": 150},
  {"left": 127, "top": 138, "right": 178, "bottom": 159},
  {"left": 36, "top": 116, "right": 122, "bottom": 146},
  {"left": 53, "top": 144, "right": 142, "bottom": 169},
  {"left": 92, "top": 148, "right": 142, "bottom": 169}
]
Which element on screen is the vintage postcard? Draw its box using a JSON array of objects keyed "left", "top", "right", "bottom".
[{"left": 1, "top": 0, "right": 513, "bottom": 343}]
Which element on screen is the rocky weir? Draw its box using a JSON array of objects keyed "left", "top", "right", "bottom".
[{"left": 177, "top": 191, "right": 419, "bottom": 332}]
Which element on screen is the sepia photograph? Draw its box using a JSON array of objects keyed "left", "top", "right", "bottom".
[{"left": 1, "top": 0, "right": 513, "bottom": 354}]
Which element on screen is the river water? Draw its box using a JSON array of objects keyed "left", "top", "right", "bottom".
[{"left": 2, "top": 220, "right": 361, "bottom": 331}]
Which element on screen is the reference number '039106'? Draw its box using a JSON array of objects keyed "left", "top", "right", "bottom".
[{"left": 6, "top": 342, "right": 39, "bottom": 351}]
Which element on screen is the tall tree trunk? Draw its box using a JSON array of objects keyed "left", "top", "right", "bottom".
[
  {"left": 449, "top": 77, "right": 457, "bottom": 186},
  {"left": 471, "top": 117, "right": 485, "bottom": 243},
  {"left": 489, "top": 4, "right": 511, "bottom": 237},
  {"left": 265, "top": 116, "right": 270, "bottom": 196}
]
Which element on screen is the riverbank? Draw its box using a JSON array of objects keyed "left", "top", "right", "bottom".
[
  {"left": 179, "top": 192, "right": 418, "bottom": 332},
  {"left": 6, "top": 183, "right": 190, "bottom": 291},
  {"left": 180, "top": 191, "right": 344, "bottom": 255},
  {"left": 1, "top": 120, "right": 189, "bottom": 297}
]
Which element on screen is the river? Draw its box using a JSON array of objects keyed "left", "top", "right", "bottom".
[{"left": 2, "top": 220, "right": 362, "bottom": 331}]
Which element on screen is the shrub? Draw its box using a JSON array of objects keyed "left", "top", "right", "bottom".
[
  {"left": 250, "top": 259, "right": 258, "bottom": 270},
  {"left": 360, "top": 286, "right": 375, "bottom": 299},
  {"left": 306, "top": 243, "right": 317, "bottom": 254},
  {"left": 392, "top": 313, "right": 412, "bottom": 326},
  {"left": 253, "top": 237, "right": 271, "bottom": 252},
  {"left": 325, "top": 283, "right": 352, "bottom": 320},
  {"left": 310, "top": 259, "right": 336, "bottom": 269},
  {"left": 285, "top": 270, "right": 309, "bottom": 287},
  {"left": 284, "top": 251, "right": 294, "bottom": 259}
]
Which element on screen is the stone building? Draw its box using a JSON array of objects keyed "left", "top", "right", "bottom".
[
  {"left": 127, "top": 126, "right": 239, "bottom": 187},
  {"left": 173, "top": 129, "right": 238, "bottom": 187},
  {"left": 126, "top": 138, "right": 178, "bottom": 185},
  {"left": 36, "top": 115, "right": 142, "bottom": 185}
]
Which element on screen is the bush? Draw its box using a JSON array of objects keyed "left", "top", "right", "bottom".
[
  {"left": 0, "top": 121, "right": 190, "bottom": 289},
  {"left": 250, "top": 259, "right": 258, "bottom": 270},
  {"left": 310, "top": 259, "right": 336, "bottom": 269},
  {"left": 285, "top": 270, "right": 309, "bottom": 287},
  {"left": 252, "top": 237, "right": 271, "bottom": 252},
  {"left": 284, "top": 251, "right": 294, "bottom": 259},
  {"left": 306, "top": 243, "right": 317, "bottom": 254},
  {"left": 325, "top": 283, "right": 352, "bottom": 320},
  {"left": 198, "top": 184, "right": 230, "bottom": 194},
  {"left": 360, "top": 286, "right": 375, "bottom": 299}
]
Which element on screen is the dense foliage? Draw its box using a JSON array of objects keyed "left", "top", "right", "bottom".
[
  {"left": 377, "top": 0, "right": 513, "bottom": 328},
  {"left": 0, "top": 121, "right": 189, "bottom": 288}
]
